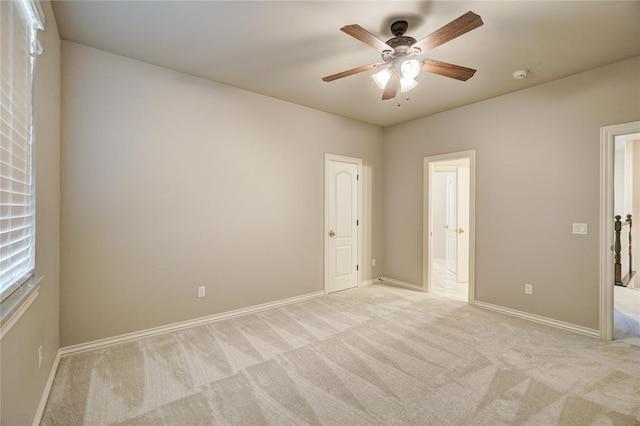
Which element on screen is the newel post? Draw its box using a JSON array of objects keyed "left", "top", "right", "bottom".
[
  {"left": 614, "top": 215, "right": 622, "bottom": 285},
  {"left": 627, "top": 214, "right": 633, "bottom": 279}
]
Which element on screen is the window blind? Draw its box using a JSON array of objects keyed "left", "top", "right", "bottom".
[{"left": 0, "top": 0, "right": 40, "bottom": 300}]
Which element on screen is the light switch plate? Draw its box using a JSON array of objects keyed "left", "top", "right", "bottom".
[{"left": 572, "top": 223, "right": 588, "bottom": 235}]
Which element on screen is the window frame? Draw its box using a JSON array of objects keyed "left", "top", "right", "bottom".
[{"left": 0, "top": 0, "right": 44, "bottom": 303}]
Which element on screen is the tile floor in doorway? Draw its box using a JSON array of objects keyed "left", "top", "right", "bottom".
[
  {"left": 431, "top": 259, "right": 467, "bottom": 301},
  {"left": 614, "top": 277, "right": 640, "bottom": 338}
]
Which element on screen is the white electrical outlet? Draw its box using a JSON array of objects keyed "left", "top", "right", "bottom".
[
  {"left": 197, "top": 286, "right": 205, "bottom": 298},
  {"left": 372, "top": 259, "right": 376, "bottom": 267},
  {"left": 524, "top": 283, "right": 533, "bottom": 295},
  {"left": 572, "top": 223, "right": 588, "bottom": 235},
  {"left": 38, "top": 345, "right": 43, "bottom": 369}
]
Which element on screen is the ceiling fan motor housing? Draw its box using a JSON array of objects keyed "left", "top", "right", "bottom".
[
  {"left": 384, "top": 20, "right": 417, "bottom": 60},
  {"left": 390, "top": 20, "right": 409, "bottom": 36},
  {"left": 386, "top": 36, "right": 417, "bottom": 50}
]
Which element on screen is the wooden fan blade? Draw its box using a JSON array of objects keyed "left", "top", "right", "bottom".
[
  {"left": 341, "top": 24, "right": 390, "bottom": 52},
  {"left": 322, "top": 63, "right": 381, "bottom": 82},
  {"left": 382, "top": 69, "right": 401, "bottom": 100},
  {"left": 421, "top": 59, "right": 477, "bottom": 81},
  {"left": 412, "top": 11, "right": 483, "bottom": 53}
]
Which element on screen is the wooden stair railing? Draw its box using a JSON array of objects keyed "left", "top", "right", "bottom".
[{"left": 614, "top": 214, "right": 635, "bottom": 287}]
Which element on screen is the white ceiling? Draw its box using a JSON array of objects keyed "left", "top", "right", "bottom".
[{"left": 51, "top": 1, "right": 640, "bottom": 127}]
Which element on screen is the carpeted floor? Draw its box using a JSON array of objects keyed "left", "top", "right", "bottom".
[{"left": 42, "top": 284, "right": 640, "bottom": 425}]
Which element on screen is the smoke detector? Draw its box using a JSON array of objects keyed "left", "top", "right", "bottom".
[{"left": 513, "top": 69, "right": 529, "bottom": 79}]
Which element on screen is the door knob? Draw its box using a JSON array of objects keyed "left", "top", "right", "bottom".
[
  {"left": 456, "top": 228, "right": 464, "bottom": 234},
  {"left": 329, "top": 230, "right": 336, "bottom": 238}
]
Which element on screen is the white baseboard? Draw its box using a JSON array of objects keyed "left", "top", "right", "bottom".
[
  {"left": 360, "top": 278, "right": 381, "bottom": 287},
  {"left": 473, "top": 300, "right": 600, "bottom": 338},
  {"left": 32, "top": 348, "right": 61, "bottom": 426},
  {"left": 379, "top": 277, "right": 424, "bottom": 292},
  {"left": 60, "top": 290, "right": 326, "bottom": 357}
]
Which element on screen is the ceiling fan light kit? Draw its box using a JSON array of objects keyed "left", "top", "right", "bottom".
[
  {"left": 371, "top": 68, "right": 392, "bottom": 89},
  {"left": 371, "top": 61, "right": 420, "bottom": 92},
  {"left": 322, "top": 11, "right": 484, "bottom": 101},
  {"left": 400, "top": 59, "right": 421, "bottom": 79},
  {"left": 400, "top": 77, "right": 418, "bottom": 93}
]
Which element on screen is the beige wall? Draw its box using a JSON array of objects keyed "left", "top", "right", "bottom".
[
  {"left": 383, "top": 57, "right": 640, "bottom": 330},
  {"left": 0, "top": 2, "right": 61, "bottom": 424},
  {"left": 60, "top": 42, "right": 383, "bottom": 346}
]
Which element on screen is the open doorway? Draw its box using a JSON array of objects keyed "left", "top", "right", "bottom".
[
  {"left": 612, "top": 132, "right": 640, "bottom": 339},
  {"left": 599, "top": 121, "right": 640, "bottom": 341},
  {"left": 423, "top": 150, "right": 475, "bottom": 303}
]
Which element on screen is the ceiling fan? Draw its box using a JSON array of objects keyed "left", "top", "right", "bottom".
[{"left": 322, "top": 11, "right": 483, "bottom": 100}]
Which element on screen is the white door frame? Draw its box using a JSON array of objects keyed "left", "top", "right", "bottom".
[
  {"left": 423, "top": 150, "right": 476, "bottom": 304},
  {"left": 455, "top": 166, "right": 471, "bottom": 283},
  {"left": 599, "top": 121, "right": 640, "bottom": 341},
  {"left": 324, "top": 153, "right": 362, "bottom": 294}
]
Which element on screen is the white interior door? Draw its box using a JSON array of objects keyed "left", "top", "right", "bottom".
[
  {"left": 456, "top": 167, "right": 470, "bottom": 282},
  {"left": 325, "top": 159, "right": 358, "bottom": 293},
  {"left": 445, "top": 173, "right": 457, "bottom": 273}
]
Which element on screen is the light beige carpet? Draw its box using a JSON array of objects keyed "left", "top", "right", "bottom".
[{"left": 42, "top": 284, "right": 640, "bottom": 425}]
